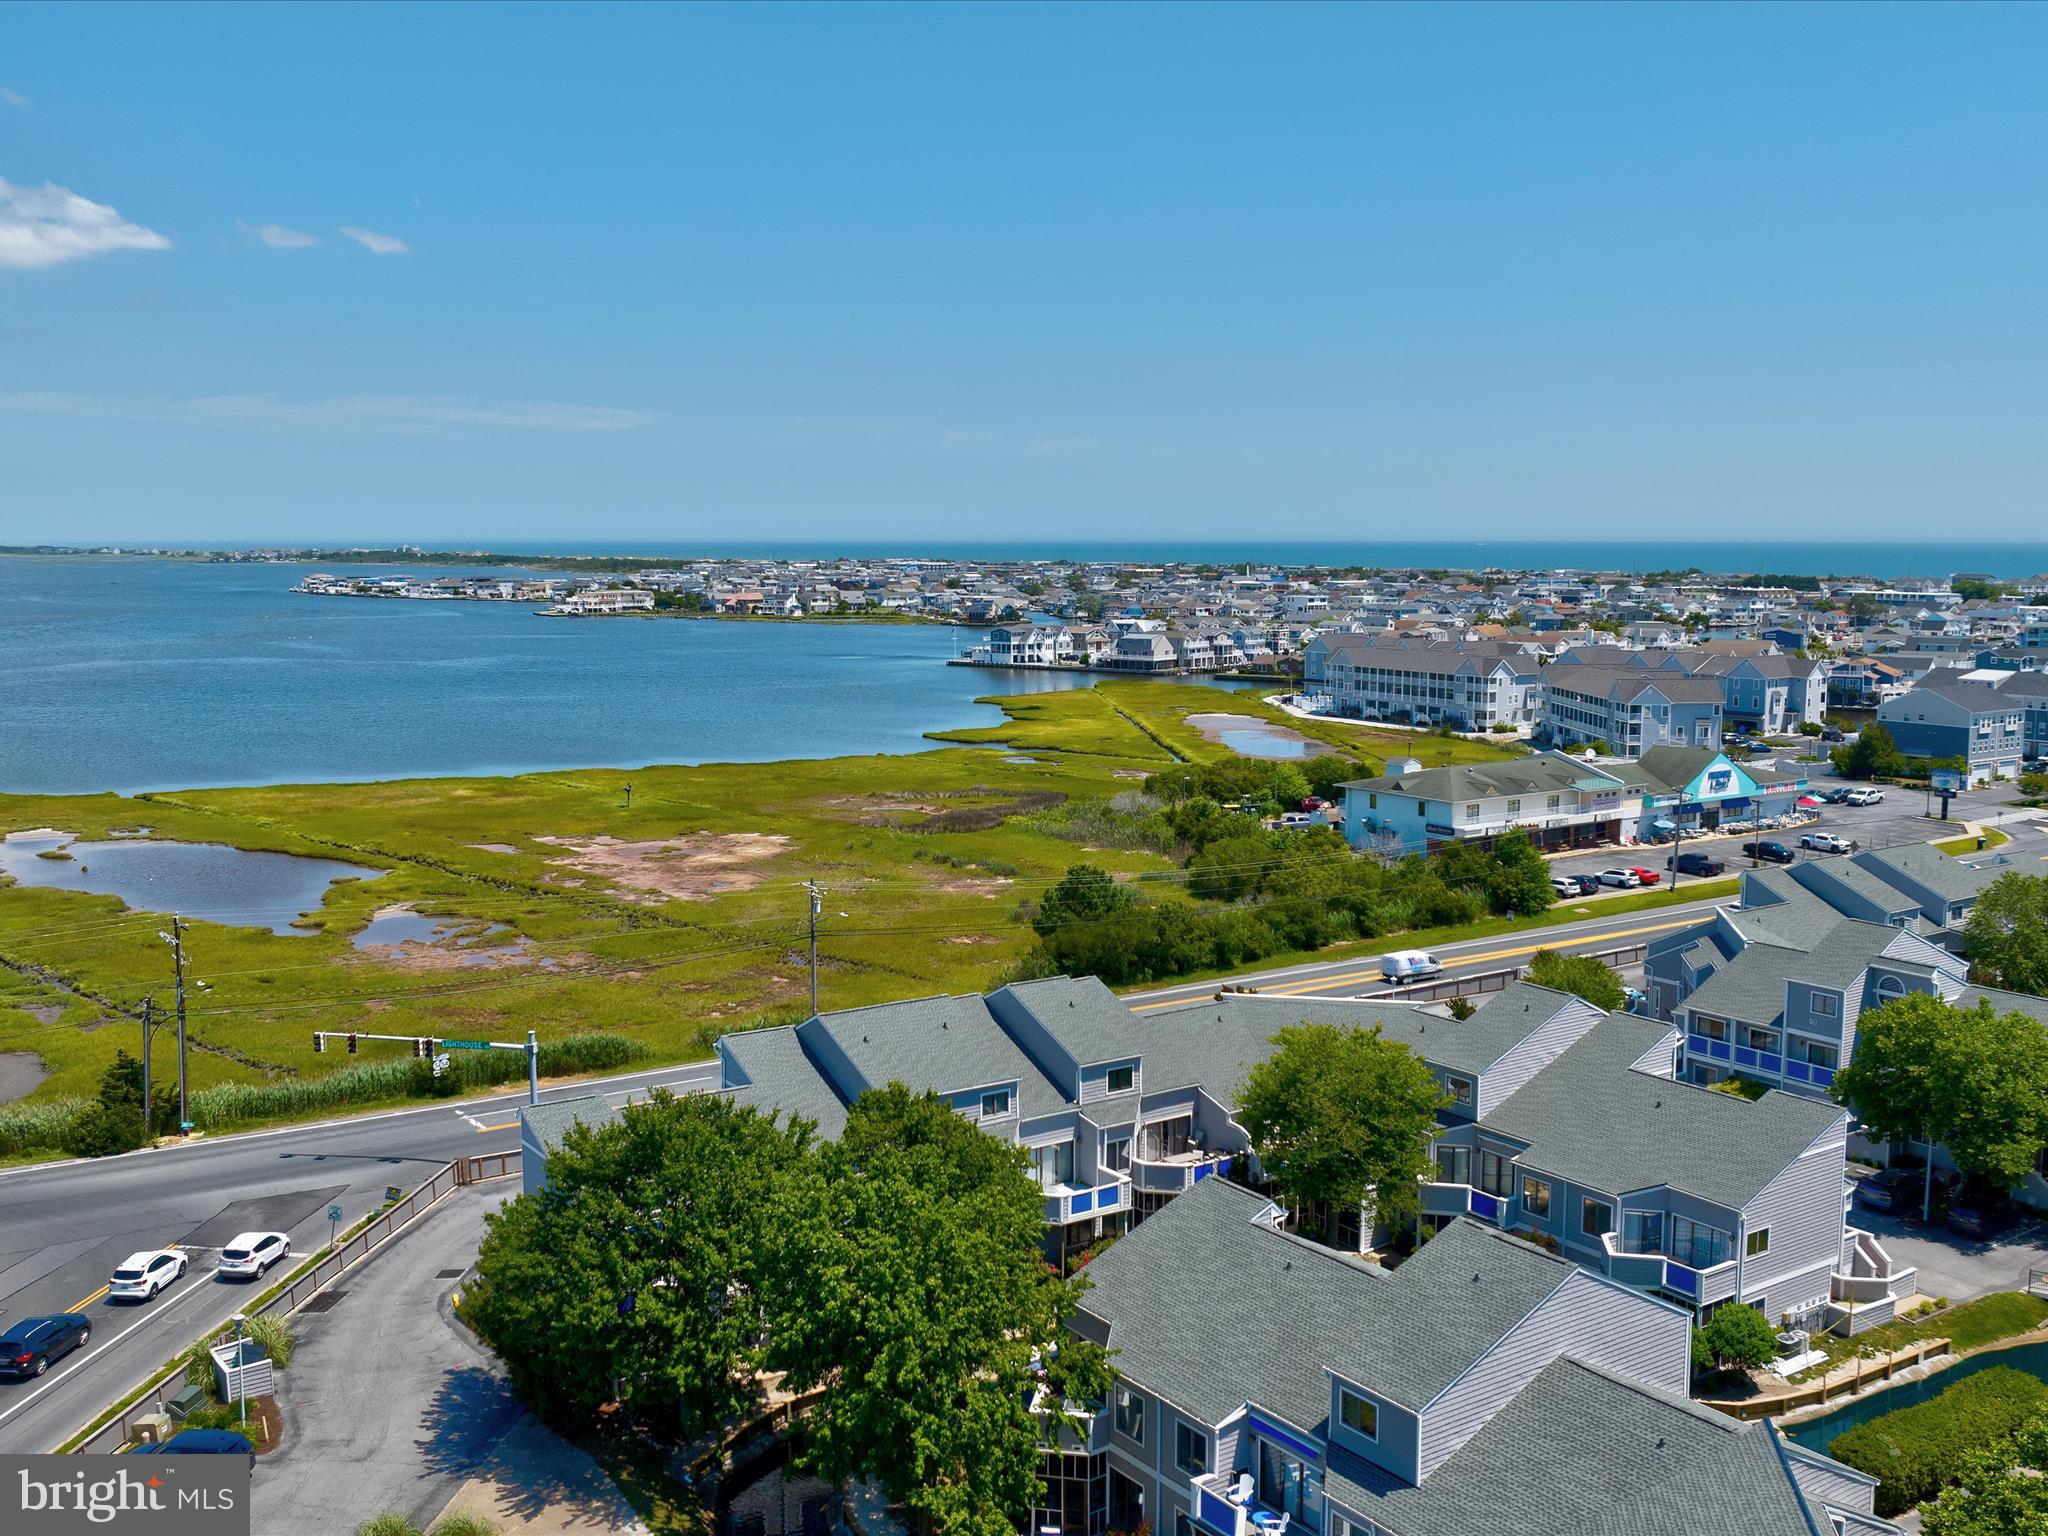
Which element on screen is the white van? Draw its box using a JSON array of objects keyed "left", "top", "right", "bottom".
[{"left": 1379, "top": 950, "right": 1445, "bottom": 983}]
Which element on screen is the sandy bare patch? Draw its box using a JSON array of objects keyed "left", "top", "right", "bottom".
[
  {"left": 944, "top": 934, "right": 1002, "bottom": 946},
  {"left": 925, "top": 874, "right": 1014, "bottom": 896},
  {"left": 0, "top": 1052, "right": 47, "bottom": 1103},
  {"left": 1110, "top": 768, "right": 1151, "bottom": 780},
  {"left": 3, "top": 827, "right": 73, "bottom": 842},
  {"left": 467, "top": 843, "right": 520, "bottom": 855},
  {"left": 531, "top": 832, "right": 791, "bottom": 903},
  {"left": 22, "top": 1003, "right": 62, "bottom": 1026}
]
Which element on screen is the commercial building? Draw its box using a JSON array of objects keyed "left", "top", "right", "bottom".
[{"left": 1337, "top": 752, "right": 1639, "bottom": 855}]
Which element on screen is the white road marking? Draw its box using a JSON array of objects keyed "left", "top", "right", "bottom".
[{"left": 0, "top": 1266, "right": 221, "bottom": 1429}]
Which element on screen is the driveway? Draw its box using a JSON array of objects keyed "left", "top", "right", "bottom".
[
  {"left": 1853, "top": 1205, "right": 2048, "bottom": 1305},
  {"left": 255, "top": 1188, "right": 523, "bottom": 1536}
]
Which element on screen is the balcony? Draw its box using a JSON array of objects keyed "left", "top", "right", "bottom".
[
  {"left": 1042, "top": 1176, "right": 1130, "bottom": 1225},
  {"left": 1189, "top": 1473, "right": 1294, "bottom": 1536},
  {"left": 1131, "top": 1151, "right": 1232, "bottom": 1195},
  {"left": 1421, "top": 1181, "right": 1517, "bottom": 1228},
  {"left": 1599, "top": 1233, "right": 1737, "bottom": 1304}
]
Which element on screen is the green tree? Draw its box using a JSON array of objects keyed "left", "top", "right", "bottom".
[
  {"left": 763, "top": 1087, "right": 1110, "bottom": 1536},
  {"left": 1845, "top": 592, "right": 1884, "bottom": 624},
  {"left": 1235, "top": 1022, "right": 1449, "bottom": 1249},
  {"left": 466, "top": 1090, "right": 815, "bottom": 1434},
  {"left": 1833, "top": 995, "right": 2048, "bottom": 1212},
  {"left": 1953, "top": 577, "right": 2008, "bottom": 602},
  {"left": 1922, "top": 1411, "right": 2048, "bottom": 1536},
  {"left": 1522, "top": 949, "right": 1627, "bottom": 1012},
  {"left": 1699, "top": 1303, "right": 1777, "bottom": 1371},
  {"left": 1482, "top": 829, "right": 1554, "bottom": 918},
  {"left": 1033, "top": 864, "right": 1135, "bottom": 938},
  {"left": 1833, "top": 721, "right": 1903, "bottom": 781},
  {"left": 1963, "top": 872, "right": 2048, "bottom": 997},
  {"left": 1303, "top": 754, "right": 1364, "bottom": 800}
]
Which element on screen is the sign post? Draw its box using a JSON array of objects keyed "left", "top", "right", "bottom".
[
  {"left": 327, "top": 1202, "right": 342, "bottom": 1252},
  {"left": 312, "top": 1030, "right": 543, "bottom": 1105},
  {"left": 1930, "top": 767, "right": 1964, "bottom": 821}
]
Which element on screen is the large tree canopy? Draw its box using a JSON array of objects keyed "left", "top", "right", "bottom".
[
  {"left": 1832, "top": 994, "right": 2048, "bottom": 1194},
  {"left": 763, "top": 1086, "right": 1111, "bottom": 1536},
  {"left": 1522, "top": 949, "right": 1627, "bottom": 1012},
  {"left": 466, "top": 1090, "right": 816, "bottom": 1435},
  {"left": 1235, "top": 1022, "right": 1448, "bottom": 1245},
  {"left": 1964, "top": 872, "right": 2048, "bottom": 998}
]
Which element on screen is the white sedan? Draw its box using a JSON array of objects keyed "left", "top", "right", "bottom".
[
  {"left": 108, "top": 1249, "right": 187, "bottom": 1302},
  {"left": 216, "top": 1231, "right": 290, "bottom": 1280},
  {"left": 1596, "top": 869, "right": 1643, "bottom": 888}
]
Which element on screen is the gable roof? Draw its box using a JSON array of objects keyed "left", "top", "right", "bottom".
[
  {"left": 1856, "top": 843, "right": 2010, "bottom": 905},
  {"left": 1341, "top": 751, "right": 1624, "bottom": 802},
  {"left": 720, "top": 1026, "right": 849, "bottom": 1137},
  {"left": 800, "top": 993, "right": 1068, "bottom": 1119},
  {"left": 1479, "top": 1015, "right": 1844, "bottom": 1208}
]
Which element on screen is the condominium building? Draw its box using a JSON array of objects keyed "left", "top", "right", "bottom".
[
  {"left": 1538, "top": 664, "right": 1724, "bottom": 752},
  {"left": 1302, "top": 634, "right": 1540, "bottom": 730}
]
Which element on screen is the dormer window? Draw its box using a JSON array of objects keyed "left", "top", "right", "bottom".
[
  {"left": 1107, "top": 1065, "right": 1135, "bottom": 1094},
  {"left": 1339, "top": 1388, "right": 1378, "bottom": 1440},
  {"left": 980, "top": 1090, "right": 1011, "bottom": 1117}
]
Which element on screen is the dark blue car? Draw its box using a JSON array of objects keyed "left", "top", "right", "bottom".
[
  {"left": 0, "top": 1314, "right": 90, "bottom": 1378},
  {"left": 128, "top": 1429, "right": 255, "bottom": 1459}
]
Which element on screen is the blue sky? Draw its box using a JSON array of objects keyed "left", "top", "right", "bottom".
[{"left": 3, "top": 2, "right": 2045, "bottom": 546}]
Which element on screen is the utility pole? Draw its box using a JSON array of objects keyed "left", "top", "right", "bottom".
[
  {"left": 140, "top": 994, "right": 158, "bottom": 1141},
  {"left": 159, "top": 916, "right": 190, "bottom": 1133},
  {"left": 806, "top": 881, "right": 823, "bottom": 1017}
]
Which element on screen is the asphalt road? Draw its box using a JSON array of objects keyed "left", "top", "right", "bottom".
[
  {"left": 0, "top": 1059, "right": 719, "bottom": 1453},
  {"left": 254, "top": 1187, "right": 518, "bottom": 1536}
]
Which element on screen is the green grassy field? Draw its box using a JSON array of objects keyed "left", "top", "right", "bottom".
[{"left": 0, "top": 680, "right": 1526, "bottom": 1120}]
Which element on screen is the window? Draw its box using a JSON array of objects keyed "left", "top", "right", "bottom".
[
  {"left": 1797, "top": 1039, "right": 1838, "bottom": 1070},
  {"left": 1465, "top": 803, "right": 1480, "bottom": 819},
  {"left": 1174, "top": 1420, "right": 1208, "bottom": 1476},
  {"left": 1876, "top": 975, "right": 1907, "bottom": 1001},
  {"left": 1623, "top": 1209, "right": 1665, "bottom": 1255},
  {"left": 1113, "top": 1385, "right": 1147, "bottom": 1444},
  {"left": 1368, "top": 793, "right": 1377, "bottom": 810},
  {"left": 1746, "top": 1227, "right": 1771, "bottom": 1258},
  {"left": 1741, "top": 1024, "right": 1780, "bottom": 1053},
  {"left": 1521, "top": 1175, "right": 1551, "bottom": 1216},
  {"left": 1480, "top": 1150, "right": 1514, "bottom": 1197},
  {"left": 1106, "top": 1065, "right": 1134, "bottom": 1095},
  {"left": 1103, "top": 1135, "right": 1131, "bottom": 1172},
  {"left": 1811, "top": 993, "right": 1839, "bottom": 1019},
  {"left": 1033, "top": 1141, "right": 1074, "bottom": 1191},
  {"left": 1582, "top": 1198, "right": 1614, "bottom": 1239},
  {"left": 1692, "top": 1016, "right": 1728, "bottom": 1042},
  {"left": 1505, "top": 799, "right": 1521, "bottom": 817},
  {"left": 1446, "top": 1075, "right": 1473, "bottom": 1107},
  {"left": 1339, "top": 1388, "right": 1378, "bottom": 1440},
  {"left": 979, "top": 1090, "right": 1010, "bottom": 1117},
  {"left": 1418, "top": 802, "right": 1427, "bottom": 817},
  {"left": 1434, "top": 1144, "right": 1471, "bottom": 1186}
]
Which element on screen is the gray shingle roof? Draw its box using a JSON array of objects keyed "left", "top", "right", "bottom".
[
  {"left": 1480, "top": 1015, "right": 1844, "bottom": 1208},
  {"left": 995, "top": 974, "right": 1151, "bottom": 1069},
  {"left": 1076, "top": 1180, "right": 1575, "bottom": 1419},
  {"left": 520, "top": 1093, "right": 620, "bottom": 1156},
  {"left": 1341, "top": 751, "right": 1622, "bottom": 802},
  {"left": 1325, "top": 1356, "right": 1860, "bottom": 1536},
  {"left": 1544, "top": 665, "right": 1725, "bottom": 705},
  {"left": 801, "top": 993, "right": 1070, "bottom": 1119},
  {"left": 1857, "top": 843, "right": 2010, "bottom": 905},
  {"left": 720, "top": 1026, "right": 849, "bottom": 1137},
  {"left": 1956, "top": 984, "right": 2048, "bottom": 1027}
]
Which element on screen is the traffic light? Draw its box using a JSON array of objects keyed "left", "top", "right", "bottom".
[
  {"left": 346, "top": 1033, "right": 358, "bottom": 1055},
  {"left": 412, "top": 1037, "right": 432, "bottom": 1059},
  {"left": 313, "top": 1033, "right": 325, "bottom": 1053}
]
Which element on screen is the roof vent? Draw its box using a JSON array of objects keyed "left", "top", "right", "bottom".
[{"left": 1472, "top": 1272, "right": 1482, "bottom": 1283}]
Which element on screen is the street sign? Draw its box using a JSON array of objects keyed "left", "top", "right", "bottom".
[
  {"left": 438, "top": 1039, "right": 493, "bottom": 1051},
  {"left": 327, "top": 1204, "right": 343, "bottom": 1223},
  {"left": 432, "top": 1053, "right": 451, "bottom": 1077}
]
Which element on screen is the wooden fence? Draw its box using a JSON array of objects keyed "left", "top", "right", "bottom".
[{"left": 67, "top": 1149, "right": 521, "bottom": 1454}]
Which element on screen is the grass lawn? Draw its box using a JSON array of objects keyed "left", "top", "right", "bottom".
[
  {"left": 1935, "top": 827, "right": 2010, "bottom": 855},
  {"left": 1792, "top": 1291, "right": 2048, "bottom": 1380},
  {"left": 0, "top": 679, "right": 1532, "bottom": 1126}
]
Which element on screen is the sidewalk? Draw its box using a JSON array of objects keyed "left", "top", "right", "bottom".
[{"left": 431, "top": 1416, "right": 651, "bottom": 1536}]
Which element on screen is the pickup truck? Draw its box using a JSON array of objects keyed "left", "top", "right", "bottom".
[
  {"left": 1800, "top": 832, "right": 1853, "bottom": 854},
  {"left": 1742, "top": 839, "right": 1796, "bottom": 864},
  {"left": 1842, "top": 787, "right": 1885, "bottom": 806},
  {"left": 1666, "top": 850, "right": 1727, "bottom": 877}
]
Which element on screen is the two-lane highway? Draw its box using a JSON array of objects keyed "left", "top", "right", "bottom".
[{"left": 0, "top": 1059, "right": 719, "bottom": 1452}]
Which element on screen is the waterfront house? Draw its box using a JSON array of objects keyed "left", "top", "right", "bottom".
[
  {"left": 1056, "top": 1178, "right": 1896, "bottom": 1536},
  {"left": 1302, "top": 634, "right": 1539, "bottom": 731},
  {"left": 1685, "top": 652, "right": 1829, "bottom": 735}
]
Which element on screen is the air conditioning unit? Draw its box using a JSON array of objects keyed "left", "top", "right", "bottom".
[{"left": 1776, "top": 1329, "right": 1810, "bottom": 1355}]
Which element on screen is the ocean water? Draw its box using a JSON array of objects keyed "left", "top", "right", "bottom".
[
  {"left": 0, "top": 557, "right": 1145, "bottom": 796},
  {"left": 384, "top": 539, "right": 2045, "bottom": 581}
]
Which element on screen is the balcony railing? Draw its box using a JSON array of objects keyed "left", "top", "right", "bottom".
[
  {"left": 1421, "top": 1180, "right": 1517, "bottom": 1228},
  {"left": 1130, "top": 1151, "right": 1232, "bottom": 1195},
  {"left": 1042, "top": 1176, "right": 1129, "bottom": 1225},
  {"left": 1600, "top": 1232, "right": 1737, "bottom": 1303},
  {"left": 1189, "top": 1473, "right": 1296, "bottom": 1536},
  {"left": 1687, "top": 1030, "right": 1835, "bottom": 1090}
]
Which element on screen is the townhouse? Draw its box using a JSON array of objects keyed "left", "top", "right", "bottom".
[
  {"left": 1876, "top": 674, "right": 2027, "bottom": 783},
  {"left": 1537, "top": 663, "right": 1724, "bottom": 752},
  {"left": 1301, "top": 634, "right": 1541, "bottom": 731},
  {"left": 1063, "top": 1180, "right": 1898, "bottom": 1536},
  {"left": 1685, "top": 652, "right": 1829, "bottom": 734}
]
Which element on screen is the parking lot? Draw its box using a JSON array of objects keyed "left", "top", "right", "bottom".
[{"left": 1850, "top": 1202, "right": 2048, "bottom": 1305}]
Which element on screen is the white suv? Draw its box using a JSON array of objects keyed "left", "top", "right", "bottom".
[
  {"left": 216, "top": 1231, "right": 289, "bottom": 1280},
  {"left": 108, "top": 1249, "right": 187, "bottom": 1302}
]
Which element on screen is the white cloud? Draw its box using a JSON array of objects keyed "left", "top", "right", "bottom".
[
  {"left": 338, "top": 225, "right": 409, "bottom": 255},
  {"left": 0, "top": 87, "right": 30, "bottom": 111},
  {"left": 238, "top": 220, "right": 318, "bottom": 249},
  {"left": 0, "top": 178, "right": 170, "bottom": 270},
  {"left": 0, "top": 390, "right": 657, "bottom": 435}
]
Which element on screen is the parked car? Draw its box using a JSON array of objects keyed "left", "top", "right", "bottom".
[
  {"left": 0, "top": 1314, "right": 91, "bottom": 1378},
  {"left": 1299, "top": 796, "right": 1329, "bottom": 812},
  {"left": 1742, "top": 839, "right": 1796, "bottom": 864},
  {"left": 1567, "top": 873, "right": 1602, "bottom": 896},
  {"left": 1843, "top": 787, "right": 1885, "bottom": 806},
  {"left": 1627, "top": 866, "right": 1661, "bottom": 886},
  {"left": 1667, "top": 851, "right": 1727, "bottom": 877},
  {"left": 216, "top": 1231, "right": 289, "bottom": 1281},
  {"left": 127, "top": 1429, "right": 256, "bottom": 1460},
  {"left": 108, "top": 1249, "right": 186, "bottom": 1302},
  {"left": 1549, "top": 875, "right": 1581, "bottom": 898},
  {"left": 1821, "top": 727, "right": 1845, "bottom": 743},
  {"left": 1947, "top": 1191, "right": 2020, "bottom": 1240},
  {"left": 1800, "top": 832, "right": 1854, "bottom": 854},
  {"left": 1379, "top": 950, "right": 1444, "bottom": 983},
  {"left": 1746, "top": 741, "right": 1776, "bottom": 755},
  {"left": 1817, "top": 786, "right": 1854, "bottom": 804},
  {"left": 1853, "top": 1166, "right": 1922, "bottom": 1213},
  {"left": 1596, "top": 868, "right": 1643, "bottom": 888}
]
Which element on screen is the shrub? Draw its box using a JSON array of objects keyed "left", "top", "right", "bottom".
[
  {"left": 1830, "top": 1366, "right": 2048, "bottom": 1516},
  {"left": 1700, "top": 1303, "right": 1777, "bottom": 1371},
  {"left": 357, "top": 1517, "right": 423, "bottom": 1536},
  {"left": 243, "top": 1314, "right": 294, "bottom": 1370},
  {"left": 175, "top": 1337, "right": 223, "bottom": 1404},
  {"left": 429, "top": 1516, "right": 500, "bottom": 1536},
  {"left": 0, "top": 1096, "right": 87, "bottom": 1158}
]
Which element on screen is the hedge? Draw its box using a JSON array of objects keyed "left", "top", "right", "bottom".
[{"left": 1830, "top": 1366, "right": 2048, "bottom": 1516}]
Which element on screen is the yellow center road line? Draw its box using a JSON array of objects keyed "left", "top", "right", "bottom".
[
  {"left": 474, "top": 1120, "right": 519, "bottom": 1133},
  {"left": 1129, "top": 915, "right": 1707, "bottom": 1012},
  {"left": 66, "top": 1284, "right": 109, "bottom": 1313}
]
